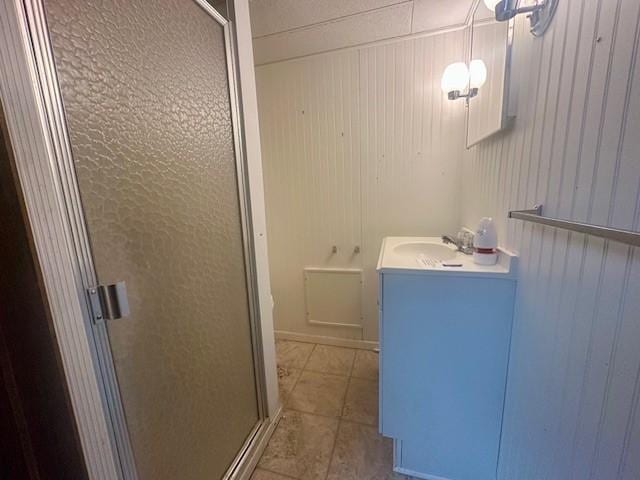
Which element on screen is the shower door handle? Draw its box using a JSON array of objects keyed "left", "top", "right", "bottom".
[{"left": 88, "top": 281, "right": 130, "bottom": 323}]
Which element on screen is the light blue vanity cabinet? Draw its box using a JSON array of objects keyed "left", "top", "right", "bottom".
[{"left": 377, "top": 237, "right": 517, "bottom": 480}]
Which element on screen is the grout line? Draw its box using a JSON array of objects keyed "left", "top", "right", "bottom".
[
  {"left": 283, "top": 343, "right": 378, "bottom": 427},
  {"left": 272, "top": 343, "right": 387, "bottom": 479},
  {"left": 339, "top": 417, "right": 379, "bottom": 429},
  {"left": 347, "top": 346, "right": 357, "bottom": 378},
  {"left": 300, "top": 343, "right": 359, "bottom": 377},
  {"left": 326, "top": 343, "right": 355, "bottom": 480},
  {"left": 324, "top": 419, "right": 342, "bottom": 480},
  {"left": 284, "top": 344, "right": 316, "bottom": 402},
  {"left": 340, "top": 359, "right": 357, "bottom": 418},
  {"left": 283, "top": 368, "right": 303, "bottom": 398},
  {"left": 350, "top": 375, "right": 379, "bottom": 381},
  {"left": 281, "top": 404, "right": 377, "bottom": 429},
  {"left": 254, "top": 466, "right": 299, "bottom": 479},
  {"left": 301, "top": 343, "right": 316, "bottom": 371},
  {"left": 303, "top": 368, "right": 351, "bottom": 377}
]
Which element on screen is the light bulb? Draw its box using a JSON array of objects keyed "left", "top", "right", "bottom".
[
  {"left": 483, "top": 0, "right": 501, "bottom": 12},
  {"left": 441, "top": 62, "right": 469, "bottom": 94},
  {"left": 469, "top": 59, "right": 487, "bottom": 89}
]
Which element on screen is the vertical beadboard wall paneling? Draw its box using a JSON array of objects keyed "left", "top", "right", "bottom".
[
  {"left": 257, "top": 51, "right": 364, "bottom": 339},
  {"left": 257, "top": 30, "right": 466, "bottom": 341},
  {"left": 462, "top": 0, "right": 640, "bottom": 477},
  {"left": 359, "top": 30, "right": 466, "bottom": 340},
  {"left": 613, "top": 6, "right": 640, "bottom": 478}
]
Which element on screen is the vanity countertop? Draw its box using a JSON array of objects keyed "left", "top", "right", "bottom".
[{"left": 377, "top": 236, "right": 517, "bottom": 279}]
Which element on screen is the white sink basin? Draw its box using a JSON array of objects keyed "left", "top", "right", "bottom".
[
  {"left": 392, "top": 241, "right": 457, "bottom": 261},
  {"left": 377, "top": 236, "right": 517, "bottom": 277}
]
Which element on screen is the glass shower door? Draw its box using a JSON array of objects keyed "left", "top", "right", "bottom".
[{"left": 42, "top": 0, "right": 260, "bottom": 478}]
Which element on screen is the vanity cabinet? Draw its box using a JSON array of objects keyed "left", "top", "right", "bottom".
[{"left": 378, "top": 241, "right": 517, "bottom": 480}]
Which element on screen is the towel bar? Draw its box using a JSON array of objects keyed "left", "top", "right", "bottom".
[{"left": 508, "top": 204, "right": 640, "bottom": 247}]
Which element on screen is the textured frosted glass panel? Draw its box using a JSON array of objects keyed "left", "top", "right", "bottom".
[{"left": 43, "top": 1, "right": 259, "bottom": 478}]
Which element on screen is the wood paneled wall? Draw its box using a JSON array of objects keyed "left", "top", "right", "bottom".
[
  {"left": 461, "top": 0, "right": 640, "bottom": 477},
  {"left": 256, "top": 30, "right": 467, "bottom": 341},
  {"left": 258, "top": 0, "right": 640, "bottom": 475}
]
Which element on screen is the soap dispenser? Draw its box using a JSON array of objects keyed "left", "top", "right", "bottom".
[{"left": 473, "top": 217, "right": 498, "bottom": 265}]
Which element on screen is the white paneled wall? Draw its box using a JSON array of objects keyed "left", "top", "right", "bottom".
[
  {"left": 359, "top": 32, "right": 467, "bottom": 340},
  {"left": 257, "top": 30, "right": 466, "bottom": 341},
  {"left": 461, "top": 0, "right": 640, "bottom": 477},
  {"left": 257, "top": 50, "right": 365, "bottom": 341}
]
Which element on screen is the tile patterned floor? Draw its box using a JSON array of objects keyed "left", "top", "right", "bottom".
[{"left": 252, "top": 341, "right": 410, "bottom": 480}]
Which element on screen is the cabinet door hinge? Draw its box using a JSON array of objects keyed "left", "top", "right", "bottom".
[{"left": 87, "top": 281, "right": 130, "bottom": 324}]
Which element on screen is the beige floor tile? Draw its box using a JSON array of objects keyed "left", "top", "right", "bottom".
[
  {"left": 342, "top": 377, "right": 378, "bottom": 426},
  {"left": 276, "top": 340, "right": 315, "bottom": 369},
  {"left": 304, "top": 345, "right": 355, "bottom": 376},
  {"left": 278, "top": 366, "right": 302, "bottom": 400},
  {"left": 250, "top": 468, "right": 294, "bottom": 480},
  {"left": 352, "top": 349, "right": 379, "bottom": 380},
  {"left": 326, "top": 421, "right": 407, "bottom": 480},
  {"left": 258, "top": 410, "right": 338, "bottom": 480},
  {"left": 287, "top": 371, "right": 349, "bottom": 417}
]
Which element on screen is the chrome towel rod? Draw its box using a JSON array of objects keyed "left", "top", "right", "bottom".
[{"left": 508, "top": 204, "right": 640, "bottom": 248}]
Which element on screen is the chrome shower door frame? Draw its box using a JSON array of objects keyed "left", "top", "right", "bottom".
[{"left": 14, "top": 0, "right": 269, "bottom": 478}]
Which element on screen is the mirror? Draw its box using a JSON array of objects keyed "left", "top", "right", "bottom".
[{"left": 466, "top": 1, "right": 514, "bottom": 148}]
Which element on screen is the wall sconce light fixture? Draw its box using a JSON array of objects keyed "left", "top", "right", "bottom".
[
  {"left": 442, "top": 60, "right": 487, "bottom": 101},
  {"left": 483, "top": 0, "right": 558, "bottom": 36}
]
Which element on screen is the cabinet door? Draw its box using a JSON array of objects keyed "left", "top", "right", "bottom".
[{"left": 380, "top": 273, "right": 515, "bottom": 480}]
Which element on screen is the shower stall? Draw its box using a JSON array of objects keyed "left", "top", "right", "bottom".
[{"left": 0, "top": 0, "right": 272, "bottom": 478}]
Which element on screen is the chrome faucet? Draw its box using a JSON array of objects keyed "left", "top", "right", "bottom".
[{"left": 442, "top": 231, "right": 474, "bottom": 255}]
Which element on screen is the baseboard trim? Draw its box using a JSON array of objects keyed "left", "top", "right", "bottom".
[
  {"left": 275, "top": 330, "right": 379, "bottom": 350},
  {"left": 393, "top": 466, "right": 452, "bottom": 480},
  {"left": 230, "top": 405, "right": 283, "bottom": 480},
  {"left": 307, "top": 319, "right": 363, "bottom": 330},
  {"left": 393, "top": 439, "right": 453, "bottom": 480}
]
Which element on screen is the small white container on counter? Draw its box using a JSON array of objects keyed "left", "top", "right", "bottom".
[{"left": 473, "top": 217, "right": 498, "bottom": 265}]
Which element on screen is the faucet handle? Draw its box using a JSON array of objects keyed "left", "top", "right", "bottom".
[{"left": 458, "top": 230, "right": 475, "bottom": 253}]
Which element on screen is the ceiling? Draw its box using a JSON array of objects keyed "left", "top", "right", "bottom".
[{"left": 249, "top": 0, "right": 480, "bottom": 65}]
